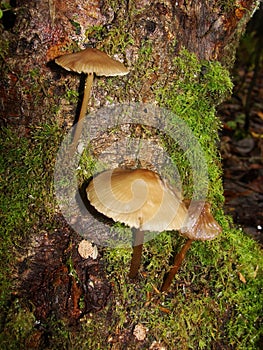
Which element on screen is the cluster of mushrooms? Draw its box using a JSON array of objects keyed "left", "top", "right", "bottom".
[
  {"left": 87, "top": 168, "right": 222, "bottom": 292},
  {"left": 55, "top": 48, "right": 222, "bottom": 292}
]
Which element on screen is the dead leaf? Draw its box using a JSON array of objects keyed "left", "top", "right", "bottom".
[
  {"left": 253, "top": 265, "right": 259, "bottom": 278},
  {"left": 237, "top": 271, "right": 246, "bottom": 284},
  {"left": 251, "top": 131, "right": 263, "bottom": 139},
  {"left": 257, "top": 111, "right": 263, "bottom": 120}
]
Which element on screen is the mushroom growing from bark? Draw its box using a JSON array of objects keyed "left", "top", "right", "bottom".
[
  {"left": 86, "top": 168, "right": 188, "bottom": 279},
  {"left": 161, "top": 201, "right": 222, "bottom": 292},
  {"left": 55, "top": 48, "right": 129, "bottom": 153},
  {"left": 87, "top": 168, "right": 222, "bottom": 285}
]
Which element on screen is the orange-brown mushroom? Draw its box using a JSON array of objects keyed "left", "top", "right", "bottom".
[
  {"left": 86, "top": 168, "right": 188, "bottom": 279},
  {"left": 86, "top": 168, "right": 222, "bottom": 284},
  {"left": 161, "top": 202, "right": 222, "bottom": 292},
  {"left": 55, "top": 48, "right": 129, "bottom": 154}
]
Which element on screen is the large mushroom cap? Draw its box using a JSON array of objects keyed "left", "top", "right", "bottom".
[
  {"left": 55, "top": 48, "right": 129, "bottom": 76},
  {"left": 87, "top": 168, "right": 187, "bottom": 232},
  {"left": 180, "top": 202, "right": 222, "bottom": 241}
]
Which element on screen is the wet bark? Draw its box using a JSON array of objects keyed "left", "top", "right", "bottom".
[
  {"left": 0, "top": 0, "right": 258, "bottom": 133},
  {"left": 18, "top": 227, "right": 111, "bottom": 325},
  {"left": 0, "top": 0, "right": 259, "bottom": 328}
]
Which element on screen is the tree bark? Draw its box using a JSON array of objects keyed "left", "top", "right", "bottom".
[
  {"left": 0, "top": 0, "right": 260, "bottom": 339},
  {"left": 0, "top": 0, "right": 259, "bottom": 133}
]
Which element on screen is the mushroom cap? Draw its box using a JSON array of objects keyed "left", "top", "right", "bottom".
[
  {"left": 55, "top": 48, "right": 129, "bottom": 76},
  {"left": 180, "top": 202, "right": 222, "bottom": 241},
  {"left": 86, "top": 168, "right": 187, "bottom": 232}
]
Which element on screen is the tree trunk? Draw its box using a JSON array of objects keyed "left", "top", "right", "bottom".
[
  {"left": 0, "top": 0, "right": 258, "bottom": 133},
  {"left": 1, "top": 1, "right": 261, "bottom": 346}
]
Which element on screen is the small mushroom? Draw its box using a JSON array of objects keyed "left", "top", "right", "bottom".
[
  {"left": 55, "top": 48, "right": 129, "bottom": 153},
  {"left": 160, "top": 202, "right": 222, "bottom": 292},
  {"left": 86, "top": 168, "right": 188, "bottom": 279}
]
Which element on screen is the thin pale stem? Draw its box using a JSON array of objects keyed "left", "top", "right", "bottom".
[
  {"left": 161, "top": 239, "right": 193, "bottom": 292},
  {"left": 128, "top": 229, "right": 144, "bottom": 279},
  {"left": 69, "top": 73, "right": 94, "bottom": 156}
]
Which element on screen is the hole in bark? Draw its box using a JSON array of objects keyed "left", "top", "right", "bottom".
[{"left": 145, "top": 20, "right": 156, "bottom": 33}]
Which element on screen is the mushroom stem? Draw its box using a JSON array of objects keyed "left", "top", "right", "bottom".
[
  {"left": 70, "top": 73, "right": 94, "bottom": 155},
  {"left": 161, "top": 239, "right": 193, "bottom": 292},
  {"left": 128, "top": 229, "right": 144, "bottom": 279}
]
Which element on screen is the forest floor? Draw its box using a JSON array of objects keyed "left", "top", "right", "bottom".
[{"left": 219, "top": 53, "right": 263, "bottom": 245}]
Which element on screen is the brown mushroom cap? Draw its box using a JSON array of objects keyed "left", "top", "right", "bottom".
[
  {"left": 180, "top": 202, "right": 222, "bottom": 241},
  {"left": 55, "top": 48, "right": 129, "bottom": 76},
  {"left": 87, "top": 168, "right": 187, "bottom": 232}
]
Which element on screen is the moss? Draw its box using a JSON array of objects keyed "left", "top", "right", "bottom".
[
  {"left": 0, "top": 36, "right": 262, "bottom": 349},
  {"left": 0, "top": 299, "right": 36, "bottom": 350},
  {"left": 72, "top": 48, "right": 262, "bottom": 348},
  {"left": 155, "top": 48, "right": 233, "bottom": 203},
  {"left": 0, "top": 124, "right": 62, "bottom": 327},
  {"left": 219, "top": 0, "right": 238, "bottom": 12},
  {"left": 85, "top": 21, "right": 134, "bottom": 56},
  {"left": 77, "top": 213, "right": 262, "bottom": 350},
  {"left": 0, "top": 129, "right": 262, "bottom": 350},
  {"left": 47, "top": 214, "right": 261, "bottom": 350}
]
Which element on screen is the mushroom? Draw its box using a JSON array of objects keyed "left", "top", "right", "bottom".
[
  {"left": 86, "top": 168, "right": 188, "bottom": 279},
  {"left": 160, "top": 202, "right": 222, "bottom": 292},
  {"left": 55, "top": 48, "right": 129, "bottom": 153}
]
